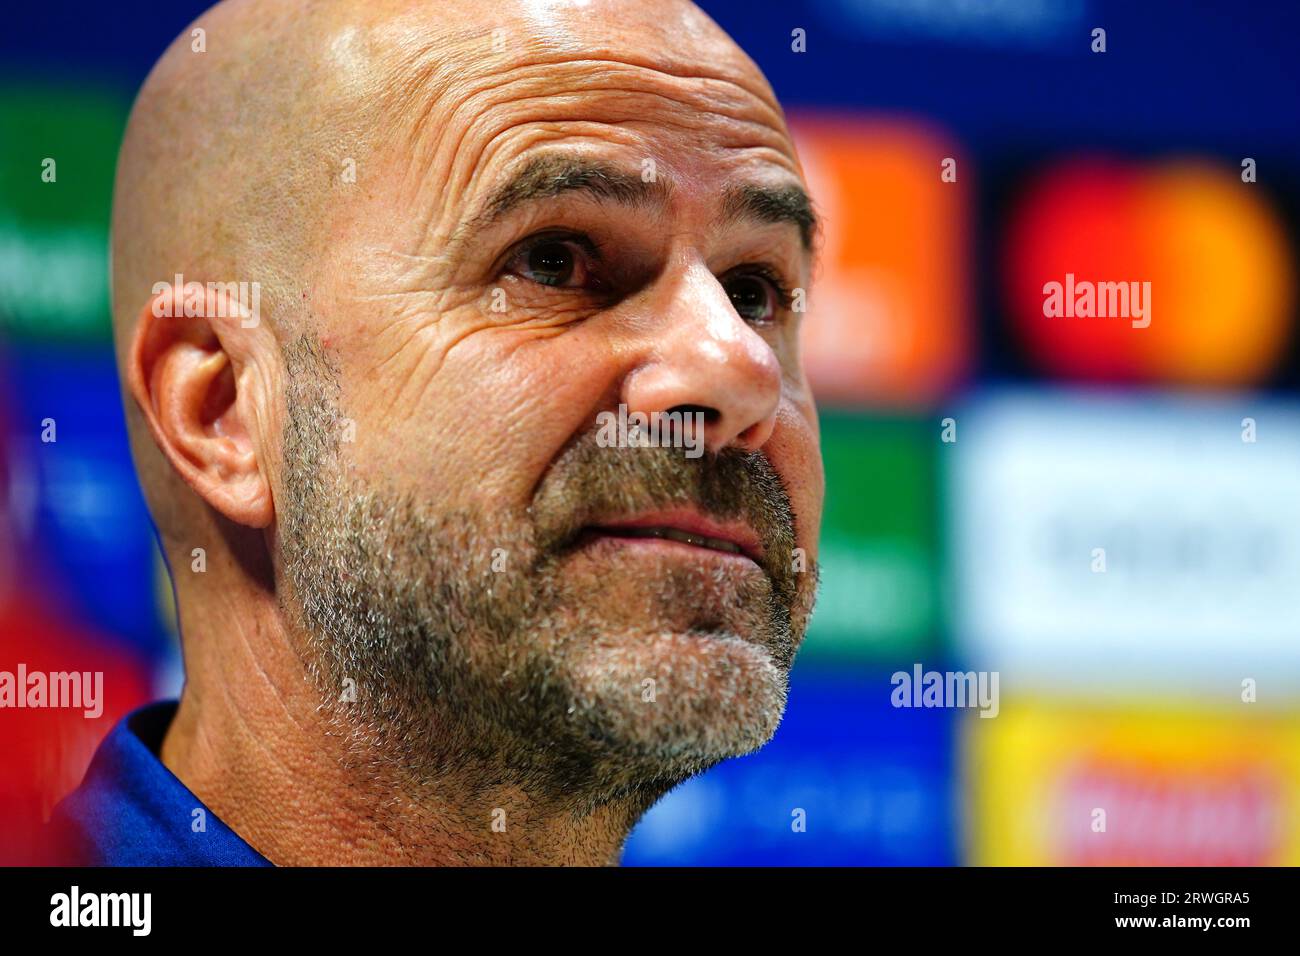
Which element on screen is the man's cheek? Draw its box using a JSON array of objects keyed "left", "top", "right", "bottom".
[
  {"left": 766, "top": 406, "right": 824, "bottom": 549},
  {"left": 435, "top": 324, "right": 625, "bottom": 497}
]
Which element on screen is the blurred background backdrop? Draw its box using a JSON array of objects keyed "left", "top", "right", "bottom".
[{"left": 1, "top": 0, "right": 1298, "bottom": 865}]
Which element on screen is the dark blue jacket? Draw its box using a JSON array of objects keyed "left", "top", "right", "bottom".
[{"left": 49, "top": 701, "right": 271, "bottom": 866}]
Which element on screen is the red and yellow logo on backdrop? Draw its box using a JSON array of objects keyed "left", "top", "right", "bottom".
[
  {"left": 791, "top": 116, "right": 970, "bottom": 408},
  {"left": 966, "top": 700, "right": 1300, "bottom": 865},
  {"left": 1003, "top": 158, "right": 1295, "bottom": 386}
]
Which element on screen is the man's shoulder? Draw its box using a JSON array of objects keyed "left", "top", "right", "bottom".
[{"left": 47, "top": 701, "right": 271, "bottom": 867}]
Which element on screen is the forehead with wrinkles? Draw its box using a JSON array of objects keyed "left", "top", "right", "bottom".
[
  {"left": 372, "top": 0, "right": 788, "bottom": 138},
  {"left": 357, "top": 1, "right": 801, "bottom": 252}
]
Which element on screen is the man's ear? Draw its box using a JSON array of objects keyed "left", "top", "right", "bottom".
[{"left": 128, "top": 281, "right": 274, "bottom": 528}]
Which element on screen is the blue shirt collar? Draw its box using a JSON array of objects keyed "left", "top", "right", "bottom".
[{"left": 50, "top": 700, "right": 272, "bottom": 866}]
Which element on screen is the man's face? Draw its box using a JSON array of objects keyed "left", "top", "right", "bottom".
[{"left": 277, "top": 1, "right": 823, "bottom": 803}]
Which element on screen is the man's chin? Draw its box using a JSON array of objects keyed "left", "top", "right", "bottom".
[{"left": 559, "top": 628, "right": 791, "bottom": 769}]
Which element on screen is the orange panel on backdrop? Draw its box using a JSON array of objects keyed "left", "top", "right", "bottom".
[{"left": 791, "top": 116, "right": 969, "bottom": 408}]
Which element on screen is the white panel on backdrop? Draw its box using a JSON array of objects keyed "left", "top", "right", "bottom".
[{"left": 948, "top": 389, "right": 1300, "bottom": 698}]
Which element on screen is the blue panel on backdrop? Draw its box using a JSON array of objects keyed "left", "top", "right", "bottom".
[
  {"left": 622, "top": 667, "right": 957, "bottom": 865},
  {"left": 4, "top": 345, "right": 165, "bottom": 658}
]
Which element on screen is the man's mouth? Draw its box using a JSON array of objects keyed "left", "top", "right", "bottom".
[
  {"left": 604, "top": 525, "right": 744, "bottom": 554},
  {"left": 576, "top": 509, "right": 765, "bottom": 566}
]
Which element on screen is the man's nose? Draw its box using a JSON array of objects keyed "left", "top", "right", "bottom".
[{"left": 621, "top": 263, "right": 782, "bottom": 455}]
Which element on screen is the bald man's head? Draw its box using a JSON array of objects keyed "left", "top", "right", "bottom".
[
  {"left": 114, "top": 0, "right": 801, "bottom": 538},
  {"left": 111, "top": 0, "right": 789, "bottom": 351},
  {"left": 117, "top": 0, "right": 822, "bottom": 811}
]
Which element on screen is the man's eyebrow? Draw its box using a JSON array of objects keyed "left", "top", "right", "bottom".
[
  {"left": 721, "top": 182, "right": 818, "bottom": 252},
  {"left": 446, "top": 152, "right": 817, "bottom": 257},
  {"left": 458, "top": 153, "right": 670, "bottom": 240}
]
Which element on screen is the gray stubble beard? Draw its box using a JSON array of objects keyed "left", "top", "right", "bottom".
[{"left": 276, "top": 337, "right": 818, "bottom": 817}]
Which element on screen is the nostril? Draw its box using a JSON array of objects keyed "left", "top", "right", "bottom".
[
  {"left": 667, "top": 404, "right": 719, "bottom": 427},
  {"left": 667, "top": 404, "right": 718, "bottom": 453}
]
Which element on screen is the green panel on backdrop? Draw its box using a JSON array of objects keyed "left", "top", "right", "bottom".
[
  {"left": 802, "top": 413, "right": 939, "bottom": 659},
  {"left": 0, "top": 85, "right": 129, "bottom": 341}
]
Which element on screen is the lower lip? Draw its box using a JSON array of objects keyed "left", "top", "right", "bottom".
[{"left": 573, "top": 530, "right": 761, "bottom": 569}]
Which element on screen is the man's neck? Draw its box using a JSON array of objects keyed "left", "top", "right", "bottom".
[{"left": 160, "top": 589, "right": 639, "bottom": 866}]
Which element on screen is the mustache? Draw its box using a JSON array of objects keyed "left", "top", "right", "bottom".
[{"left": 529, "top": 428, "right": 799, "bottom": 590}]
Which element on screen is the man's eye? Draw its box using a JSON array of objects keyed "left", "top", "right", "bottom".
[
  {"left": 723, "top": 273, "right": 778, "bottom": 323},
  {"left": 509, "top": 238, "right": 593, "bottom": 288}
]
